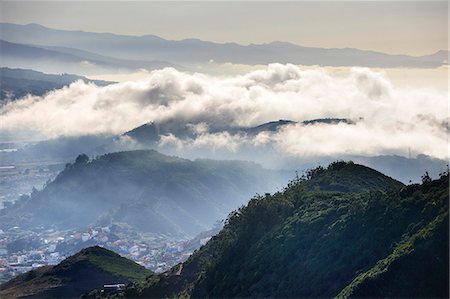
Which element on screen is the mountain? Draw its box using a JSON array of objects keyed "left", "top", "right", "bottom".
[
  {"left": 0, "top": 246, "right": 152, "bottom": 298},
  {"left": 39, "top": 45, "right": 178, "bottom": 70},
  {"left": 0, "top": 135, "right": 112, "bottom": 164},
  {"left": 280, "top": 153, "right": 448, "bottom": 185},
  {"left": 350, "top": 154, "right": 448, "bottom": 184},
  {"left": 1, "top": 23, "right": 447, "bottom": 68},
  {"left": 0, "top": 39, "right": 176, "bottom": 75},
  {"left": 120, "top": 119, "right": 348, "bottom": 147},
  {"left": 0, "top": 67, "right": 112, "bottom": 101},
  {"left": 2, "top": 118, "right": 446, "bottom": 185},
  {"left": 240, "top": 119, "right": 296, "bottom": 135},
  {"left": 0, "top": 118, "right": 359, "bottom": 169},
  {"left": 122, "top": 162, "right": 448, "bottom": 298},
  {"left": 0, "top": 150, "right": 289, "bottom": 237},
  {"left": 109, "top": 119, "right": 448, "bottom": 184}
]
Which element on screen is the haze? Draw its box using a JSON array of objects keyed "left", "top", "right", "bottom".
[
  {"left": 0, "top": 2, "right": 449, "bottom": 291},
  {"left": 0, "top": 1, "right": 447, "bottom": 56}
]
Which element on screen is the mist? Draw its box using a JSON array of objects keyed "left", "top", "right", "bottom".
[{"left": 1, "top": 64, "right": 447, "bottom": 160}]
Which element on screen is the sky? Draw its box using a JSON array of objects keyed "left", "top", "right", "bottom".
[
  {"left": 0, "top": 1, "right": 448, "bottom": 161},
  {"left": 0, "top": 1, "right": 448, "bottom": 56}
]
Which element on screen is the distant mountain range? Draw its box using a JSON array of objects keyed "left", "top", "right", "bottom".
[
  {"left": 0, "top": 246, "right": 151, "bottom": 298},
  {"left": 1, "top": 23, "right": 448, "bottom": 68},
  {"left": 0, "top": 39, "right": 176, "bottom": 75},
  {"left": 2, "top": 163, "right": 447, "bottom": 298},
  {"left": 114, "top": 119, "right": 448, "bottom": 183},
  {"left": 0, "top": 150, "right": 289, "bottom": 237},
  {"left": 2, "top": 117, "right": 447, "bottom": 184},
  {"left": 0, "top": 118, "right": 346, "bottom": 165},
  {"left": 122, "top": 118, "right": 351, "bottom": 145},
  {"left": 0, "top": 67, "right": 112, "bottom": 101}
]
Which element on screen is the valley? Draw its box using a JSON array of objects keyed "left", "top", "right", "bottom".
[
  {"left": 1, "top": 162, "right": 447, "bottom": 298},
  {"left": 0, "top": 6, "right": 448, "bottom": 297},
  {"left": 0, "top": 149, "right": 287, "bottom": 284},
  {"left": 0, "top": 220, "right": 220, "bottom": 284}
]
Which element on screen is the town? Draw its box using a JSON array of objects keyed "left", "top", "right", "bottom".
[{"left": 0, "top": 222, "right": 218, "bottom": 283}]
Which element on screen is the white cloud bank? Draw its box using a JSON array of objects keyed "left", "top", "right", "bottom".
[{"left": 1, "top": 64, "right": 448, "bottom": 159}]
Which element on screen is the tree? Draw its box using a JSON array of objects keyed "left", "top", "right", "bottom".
[
  {"left": 421, "top": 171, "right": 432, "bottom": 184},
  {"left": 75, "top": 154, "right": 89, "bottom": 164}
]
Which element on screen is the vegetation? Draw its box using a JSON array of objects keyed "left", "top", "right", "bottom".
[
  {"left": 0, "top": 150, "right": 288, "bottom": 237},
  {"left": 80, "top": 246, "right": 150, "bottom": 282},
  {"left": 124, "top": 162, "right": 448, "bottom": 298},
  {"left": 337, "top": 211, "right": 448, "bottom": 298},
  {"left": 302, "top": 160, "right": 404, "bottom": 192},
  {"left": 0, "top": 246, "right": 152, "bottom": 298}
]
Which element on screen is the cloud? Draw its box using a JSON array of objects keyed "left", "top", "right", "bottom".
[{"left": 0, "top": 64, "right": 447, "bottom": 159}]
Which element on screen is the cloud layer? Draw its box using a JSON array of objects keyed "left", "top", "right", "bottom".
[{"left": 1, "top": 64, "right": 448, "bottom": 159}]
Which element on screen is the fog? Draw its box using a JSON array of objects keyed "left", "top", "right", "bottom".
[{"left": 1, "top": 64, "right": 448, "bottom": 160}]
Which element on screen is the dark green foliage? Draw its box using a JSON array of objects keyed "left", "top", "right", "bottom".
[
  {"left": 303, "top": 160, "right": 404, "bottom": 192},
  {"left": 422, "top": 171, "right": 432, "bottom": 184},
  {"left": 337, "top": 212, "right": 449, "bottom": 298},
  {"left": 128, "top": 162, "right": 448, "bottom": 298}
]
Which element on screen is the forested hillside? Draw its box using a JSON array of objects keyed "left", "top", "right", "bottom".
[
  {"left": 0, "top": 150, "right": 288, "bottom": 237},
  {"left": 124, "top": 162, "right": 448, "bottom": 298}
]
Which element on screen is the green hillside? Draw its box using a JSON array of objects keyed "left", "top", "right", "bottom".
[
  {"left": 0, "top": 246, "right": 152, "bottom": 298},
  {"left": 303, "top": 161, "right": 404, "bottom": 192},
  {"left": 124, "top": 162, "right": 448, "bottom": 298},
  {"left": 0, "top": 150, "right": 288, "bottom": 236}
]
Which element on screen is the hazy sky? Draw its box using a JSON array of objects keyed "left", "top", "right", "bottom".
[{"left": 0, "top": 1, "right": 447, "bottom": 55}]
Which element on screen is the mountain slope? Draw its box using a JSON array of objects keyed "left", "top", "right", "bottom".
[
  {"left": 120, "top": 120, "right": 298, "bottom": 147},
  {"left": 103, "top": 119, "right": 448, "bottom": 184},
  {"left": 0, "top": 39, "right": 175, "bottom": 74},
  {"left": 117, "top": 119, "right": 347, "bottom": 148},
  {"left": 0, "top": 246, "right": 152, "bottom": 298},
  {"left": 0, "top": 23, "right": 447, "bottom": 68},
  {"left": 124, "top": 162, "right": 447, "bottom": 298},
  {"left": 0, "top": 150, "right": 288, "bottom": 237},
  {"left": 337, "top": 211, "right": 448, "bottom": 298},
  {"left": 302, "top": 161, "right": 404, "bottom": 192},
  {"left": 0, "top": 67, "right": 112, "bottom": 101}
]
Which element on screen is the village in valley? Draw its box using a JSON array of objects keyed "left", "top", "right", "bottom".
[{"left": 0, "top": 222, "right": 217, "bottom": 283}]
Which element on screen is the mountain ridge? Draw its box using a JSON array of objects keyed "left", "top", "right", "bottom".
[
  {"left": 1, "top": 163, "right": 447, "bottom": 298},
  {"left": 122, "top": 163, "right": 447, "bottom": 298},
  {"left": 7, "top": 22, "right": 448, "bottom": 58},
  {"left": 0, "top": 39, "right": 176, "bottom": 74},
  {"left": 0, "top": 150, "right": 289, "bottom": 237},
  {"left": 0, "top": 67, "right": 112, "bottom": 101},
  {"left": 1, "top": 23, "right": 447, "bottom": 68}
]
